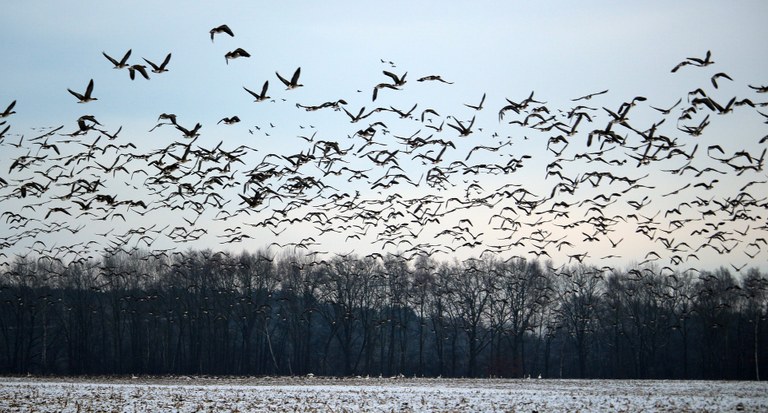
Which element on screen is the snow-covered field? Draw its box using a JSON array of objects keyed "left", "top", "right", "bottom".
[{"left": 1, "top": 376, "right": 766, "bottom": 412}]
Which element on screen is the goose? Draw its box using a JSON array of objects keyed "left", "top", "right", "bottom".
[
  {"left": 67, "top": 79, "right": 97, "bottom": 103},
  {"left": 102, "top": 49, "right": 132, "bottom": 69},
  {"left": 0, "top": 100, "right": 16, "bottom": 118},
  {"left": 276, "top": 67, "right": 303, "bottom": 89},
  {"left": 243, "top": 81, "right": 270, "bottom": 102},
  {"left": 210, "top": 24, "right": 234, "bottom": 42},
  {"left": 128, "top": 64, "right": 150, "bottom": 80},
  {"left": 417, "top": 75, "right": 453, "bottom": 84},
  {"left": 572, "top": 89, "right": 608, "bottom": 102},
  {"left": 143, "top": 53, "right": 172, "bottom": 73},
  {"left": 372, "top": 83, "right": 398, "bottom": 101},
  {"left": 218, "top": 116, "right": 241, "bottom": 125},
  {"left": 710, "top": 72, "right": 732, "bottom": 89},
  {"left": 224, "top": 48, "right": 250, "bottom": 64},
  {"left": 448, "top": 115, "right": 475, "bottom": 137},
  {"left": 382, "top": 70, "right": 407, "bottom": 86},
  {"left": 464, "top": 92, "right": 486, "bottom": 110}
]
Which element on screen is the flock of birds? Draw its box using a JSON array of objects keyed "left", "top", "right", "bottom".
[{"left": 1, "top": 23, "right": 767, "bottom": 277}]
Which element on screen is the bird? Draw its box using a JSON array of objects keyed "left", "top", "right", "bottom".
[
  {"left": 448, "top": 116, "right": 475, "bottom": 137},
  {"left": 143, "top": 53, "right": 172, "bottom": 73},
  {"left": 276, "top": 67, "right": 303, "bottom": 89},
  {"left": 650, "top": 98, "right": 682, "bottom": 114},
  {"left": 102, "top": 49, "right": 132, "bottom": 69},
  {"left": 417, "top": 75, "right": 453, "bottom": 84},
  {"left": 572, "top": 89, "right": 608, "bottom": 102},
  {"left": 224, "top": 48, "right": 250, "bottom": 64},
  {"left": 671, "top": 50, "right": 713, "bottom": 72},
  {"left": 710, "top": 72, "right": 733, "bottom": 89},
  {"left": 218, "top": 116, "right": 241, "bottom": 125},
  {"left": 175, "top": 122, "right": 202, "bottom": 138},
  {"left": 67, "top": 79, "right": 97, "bottom": 103},
  {"left": 0, "top": 100, "right": 16, "bottom": 118},
  {"left": 464, "top": 93, "right": 486, "bottom": 111},
  {"left": 382, "top": 70, "right": 407, "bottom": 86},
  {"left": 210, "top": 24, "right": 234, "bottom": 41},
  {"left": 372, "top": 83, "right": 399, "bottom": 101},
  {"left": 244, "top": 81, "right": 271, "bottom": 102},
  {"left": 128, "top": 64, "right": 150, "bottom": 80}
]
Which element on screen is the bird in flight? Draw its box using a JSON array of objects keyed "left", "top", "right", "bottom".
[
  {"left": 671, "top": 50, "right": 713, "bottom": 72},
  {"left": 383, "top": 70, "right": 407, "bottom": 87},
  {"left": 572, "top": 89, "right": 608, "bottom": 102},
  {"left": 464, "top": 93, "right": 486, "bottom": 110},
  {"left": 244, "top": 81, "right": 271, "bottom": 102},
  {"left": 0, "top": 100, "right": 16, "bottom": 118},
  {"left": 448, "top": 115, "right": 475, "bottom": 136},
  {"left": 102, "top": 49, "right": 132, "bottom": 69},
  {"left": 276, "top": 67, "right": 303, "bottom": 90},
  {"left": 417, "top": 75, "right": 453, "bottom": 84},
  {"left": 210, "top": 24, "right": 234, "bottom": 42},
  {"left": 68, "top": 79, "right": 97, "bottom": 103},
  {"left": 710, "top": 72, "right": 733, "bottom": 89},
  {"left": 128, "top": 64, "right": 150, "bottom": 80},
  {"left": 143, "top": 53, "right": 172, "bottom": 73},
  {"left": 218, "top": 116, "right": 241, "bottom": 125},
  {"left": 224, "top": 48, "right": 250, "bottom": 64}
]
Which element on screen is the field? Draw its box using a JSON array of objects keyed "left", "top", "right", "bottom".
[{"left": 1, "top": 376, "right": 766, "bottom": 412}]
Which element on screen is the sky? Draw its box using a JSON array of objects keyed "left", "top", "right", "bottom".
[{"left": 1, "top": 1, "right": 767, "bottom": 273}]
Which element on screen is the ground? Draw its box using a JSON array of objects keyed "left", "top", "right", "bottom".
[{"left": 1, "top": 376, "right": 766, "bottom": 412}]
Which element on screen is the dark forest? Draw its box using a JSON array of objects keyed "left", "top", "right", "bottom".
[{"left": 2, "top": 249, "right": 765, "bottom": 380}]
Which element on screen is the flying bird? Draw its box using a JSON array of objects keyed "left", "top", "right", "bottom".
[
  {"left": 671, "top": 50, "right": 713, "bottom": 72},
  {"left": 417, "top": 75, "right": 453, "bottom": 84},
  {"left": 276, "top": 67, "right": 303, "bottom": 89},
  {"left": 243, "top": 81, "right": 271, "bottom": 102},
  {"left": 210, "top": 24, "right": 234, "bottom": 41},
  {"left": 448, "top": 115, "right": 475, "bottom": 137},
  {"left": 0, "top": 100, "right": 16, "bottom": 118},
  {"left": 128, "top": 64, "right": 150, "bottom": 80},
  {"left": 710, "top": 72, "right": 733, "bottom": 89},
  {"left": 464, "top": 93, "right": 486, "bottom": 111},
  {"left": 382, "top": 70, "right": 407, "bottom": 86},
  {"left": 143, "top": 53, "right": 172, "bottom": 73},
  {"left": 67, "top": 79, "right": 97, "bottom": 103},
  {"left": 218, "top": 116, "right": 241, "bottom": 125},
  {"left": 224, "top": 48, "right": 250, "bottom": 64},
  {"left": 572, "top": 89, "right": 608, "bottom": 102},
  {"left": 102, "top": 49, "right": 132, "bottom": 69}
]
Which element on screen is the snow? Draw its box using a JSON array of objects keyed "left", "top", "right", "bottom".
[{"left": 1, "top": 376, "right": 766, "bottom": 412}]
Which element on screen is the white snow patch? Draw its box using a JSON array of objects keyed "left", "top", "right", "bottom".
[{"left": 0, "top": 376, "right": 766, "bottom": 412}]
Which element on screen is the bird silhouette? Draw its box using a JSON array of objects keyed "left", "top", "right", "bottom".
[
  {"left": 143, "top": 53, "right": 172, "bottom": 73},
  {"left": 67, "top": 79, "right": 97, "bottom": 103},
  {"left": 224, "top": 48, "right": 250, "bottom": 64},
  {"left": 244, "top": 81, "right": 271, "bottom": 102},
  {"left": 210, "top": 24, "right": 234, "bottom": 41},
  {"left": 276, "top": 67, "right": 303, "bottom": 90},
  {"left": 102, "top": 49, "right": 132, "bottom": 69},
  {"left": 0, "top": 100, "right": 16, "bottom": 118}
]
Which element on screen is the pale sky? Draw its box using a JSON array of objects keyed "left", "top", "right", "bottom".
[{"left": 1, "top": 1, "right": 767, "bottom": 273}]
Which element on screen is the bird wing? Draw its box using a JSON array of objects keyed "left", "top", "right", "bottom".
[
  {"left": 290, "top": 67, "right": 301, "bottom": 85},
  {"left": 120, "top": 49, "right": 132, "bottom": 65},
  {"left": 160, "top": 53, "right": 172, "bottom": 68},
  {"left": 102, "top": 52, "right": 119, "bottom": 66},
  {"left": 143, "top": 58, "right": 159, "bottom": 71},
  {"left": 85, "top": 79, "right": 94, "bottom": 98},
  {"left": 67, "top": 88, "right": 84, "bottom": 100},
  {"left": 275, "top": 71, "right": 291, "bottom": 87}
]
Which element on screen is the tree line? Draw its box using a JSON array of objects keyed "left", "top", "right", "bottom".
[{"left": 1, "top": 249, "right": 765, "bottom": 379}]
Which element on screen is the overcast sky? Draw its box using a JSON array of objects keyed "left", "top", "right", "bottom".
[{"left": 1, "top": 1, "right": 767, "bottom": 273}]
